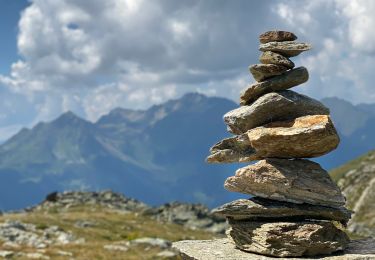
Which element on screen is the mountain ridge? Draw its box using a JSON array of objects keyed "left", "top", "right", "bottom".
[{"left": 0, "top": 92, "right": 374, "bottom": 210}]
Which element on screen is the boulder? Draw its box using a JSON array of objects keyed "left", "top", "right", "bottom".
[
  {"left": 224, "top": 159, "right": 346, "bottom": 208},
  {"left": 224, "top": 90, "right": 329, "bottom": 135},
  {"left": 173, "top": 238, "right": 375, "bottom": 260},
  {"left": 260, "top": 51, "right": 295, "bottom": 69},
  {"left": 227, "top": 220, "right": 349, "bottom": 257},
  {"left": 259, "top": 41, "right": 312, "bottom": 57},
  {"left": 212, "top": 197, "right": 351, "bottom": 225},
  {"left": 249, "top": 64, "right": 288, "bottom": 82},
  {"left": 209, "top": 115, "right": 338, "bottom": 162},
  {"left": 259, "top": 30, "right": 297, "bottom": 44},
  {"left": 240, "top": 67, "right": 308, "bottom": 105}
]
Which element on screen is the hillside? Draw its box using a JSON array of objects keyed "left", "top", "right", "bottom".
[
  {"left": 0, "top": 191, "right": 224, "bottom": 259},
  {"left": 331, "top": 150, "right": 375, "bottom": 237},
  {"left": 0, "top": 93, "right": 374, "bottom": 210}
]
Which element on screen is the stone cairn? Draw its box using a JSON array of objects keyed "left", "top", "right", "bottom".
[{"left": 206, "top": 31, "right": 352, "bottom": 257}]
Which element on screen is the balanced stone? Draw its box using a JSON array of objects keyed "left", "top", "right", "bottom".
[
  {"left": 259, "top": 41, "right": 312, "bottom": 57},
  {"left": 249, "top": 64, "right": 288, "bottom": 82},
  {"left": 224, "top": 90, "right": 329, "bottom": 135},
  {"left": 212, "top": 198, "right": 351, "bottom": 225},
  {"left": 224, "top": 159, "right": 346, "bottom": 208},
  {"left": 260, "top": 51, "right": 295, "bottom": 69},
  {"left": 259, "top": 30, "right": 297, "bottom": 44},
  {"left": 207, "top": 115, "right": 339, "bottom": 163},
  {"left": 227, "top": 219, "right": 349, "bottom": 257},
  {"left": 241, "top": 67, "right": 309, "bottom": 105}
]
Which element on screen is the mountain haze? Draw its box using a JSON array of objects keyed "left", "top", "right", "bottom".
[{"left": 0, "top": 93, "right": 374, "bottom": 210}]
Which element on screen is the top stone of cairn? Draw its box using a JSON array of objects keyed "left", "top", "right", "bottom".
[{"left": 259, "top": 30, "right": 297, "bottom": 44}]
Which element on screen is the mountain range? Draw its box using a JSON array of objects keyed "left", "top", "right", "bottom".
[{"left": 0, "top": 93, "right": 374, "bottom": 210}]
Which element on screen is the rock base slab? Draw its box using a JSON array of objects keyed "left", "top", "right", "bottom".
[
  {"left": 227, "top": 220, "right": 349, "bottom": 257},
  {"left": 173, "top": 238, "right": 375, "bottom": 260}
]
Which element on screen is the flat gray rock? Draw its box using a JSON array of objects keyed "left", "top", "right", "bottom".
[
  {"left": 207, "top": 115, "right": 339, "bottom": 163},
  {"left": 259, "top": 41, "right": 312, "bottom": 57},
  {"left": 224, "top": 91, "right": 329, "bottom": 134},
  {"left": 249, "top": 64, "right": 288, "bottom": 82},
  {"left": 259, "top": 31, "right": 297, "bottom": 44},
  {"left": 173, "top": 238, "right": 375, "bottom": 260},
  {"left": 259, "top": 51, "right": 295, "bottom": 69},
  {"left": 212, "top": 197, "right": 351, "bottom": 225},
  {"left": 227, "top": 220, "right": 349, "bottom": 257},
  {"left": 240, "top": 67, "right": 308, "bottom": 105},
  {"left": 224, "top": 159, "right": 346, "bottom": 208}
]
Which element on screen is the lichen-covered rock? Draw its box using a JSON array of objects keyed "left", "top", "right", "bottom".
[
  {"left": 212, "top": 197, "right": 351, "bottom": 225},
  {"left": 208, "top": 115, "right": 339, "bottom": 163},
  {"left": 227, "top": 220, "right": 349, "bottom": 257},
  {"left": 259, "top": 30, "right": 297, "bottom": 44},
  {"left": 224, "top": 91, "right": 329, "bottom": 135},
  {"left": 260, "top": 51, "right": 295, "bottom": 69},
  {"left": 224, "top": 159, "right": 346, "bottom": 208},
  {"left": 249, "top": 64, "right": 288, "bottom": 82},
  {"left": 259, "top": 41, "right": 312, "bottom": 57},
  {"left": 240, "top": 67, "right": 309, "bottom": 105},
  {"left": 173, "top": 238, "right": 375, "bottom": 260}
]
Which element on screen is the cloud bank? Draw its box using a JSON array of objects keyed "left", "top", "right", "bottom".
[{"left": 0, "top": 0, "right": 375, "bottom": 140}]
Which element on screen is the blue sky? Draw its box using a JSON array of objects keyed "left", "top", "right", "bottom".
[
  {"left": 0, "top": 0, "right": 375, "bottom": 142},
  {"left": 0, "top": 0, "right": 30, "bottom": 75}
]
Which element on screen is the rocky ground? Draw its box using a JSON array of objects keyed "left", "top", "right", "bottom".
[{"left": 0, "top": 191, "right": 225, "bottom": 259}]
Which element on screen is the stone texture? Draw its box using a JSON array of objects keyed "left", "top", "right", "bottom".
[
  {"left": 260, "top": 51, "right": 295, "bottom": 69},
  {"left": 259, "top": 31, "right": 297, "bottom": 44},
  {"left": 224, "top": 90, "right": 329, "bottom": 134},
  {"left": 240, "top": 67, "right": 309, "bottom": 105},
  {"left": 249, "top": 64, "right": 288, "bottom": 82},
  {"left": 173, "top": 238, "right": 375, "bottom": 260},
  {"left": 212, "top": 197, "right": 351, "bottom": 225},
  {"left": 227, "top": 220, "right": 349, "bottom": 257},
  {"left": 208, "top": 115, "right": 340, "bottom": 163},
  {"left": 259, "top": 41, "right": 312, "bottom": 57},
  {"left": 224, "top": 159, "right": 346, "bottom": 208}
]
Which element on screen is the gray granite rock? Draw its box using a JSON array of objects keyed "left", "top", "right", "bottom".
[
  {"left": 207, "top": 115, "right": 339, "bottom": 163},
  {"left": 259, "top": 41, "right": 312, "bottom": 57},
  {"left": 212, "top": 197, "right": 351, "bottom": 225},
  {"left": 227, "top": 220, "right": 349, "bottom": 257},
  {"left": 173, "top": 238, "right": 375, "bottom": 260},
  {"left": 224, "top": 159, "right": 346, "bottom": 208},
  {"left": 259, "top": 31, "right": 297, "bottom": 44},
  {"left": 260, "top": 51, "right": 295, "bottom": 69},
  {"left": 249, "top": 64, "right": 288, "bottom": 82},
  {"left": 240, "top": 67, "right": 308, "bottom": 105},
  {"left": 224, "top": 90, "right": 329, "bottom": 135}
]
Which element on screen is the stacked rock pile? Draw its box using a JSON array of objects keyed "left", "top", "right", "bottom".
[{"left": 206, "top": 30, "right": 352, "bottom": 257}]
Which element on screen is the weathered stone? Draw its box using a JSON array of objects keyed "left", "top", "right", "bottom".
[
  {"left": 249, "top": 64, "right": 288, "bottom": 82},
  {"left": 227, "top": 220, "right": 349, "bottom": 257},
  {"left": 212, "top": 197, "right": 351, "bottom": 225},
  {"left": 248, "top": 115, "right": 339, "bottom": 158},
  {"left": 259, "top": 31, "right": 297, "bottom": 44},
  {"left": 260, "top": 51, "right": 295, "bottom": 69},
  {"left": 208, "top": 115, "right": 339, "bottom": 163},
  {"left": 173, "top": 238, "right": 375, "bottom": 260},
  {"left": 224, "top": 159, "right": 346, "bottom": 208},
  {"left": 259, "top": 41, "right": 312, "bottom": 57},
  {"left": 240, "top": 67, "right": 308, "bottom": 105},
  {"left": 224, "top": 90, "right": 329, "bottom": 134},
  {"left": 207, "top": 115, "right": 340, "bottom": 163}
]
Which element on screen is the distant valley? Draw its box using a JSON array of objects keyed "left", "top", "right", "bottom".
[{"left": 0, "top": 93, "right": 374, "bottom": 210}]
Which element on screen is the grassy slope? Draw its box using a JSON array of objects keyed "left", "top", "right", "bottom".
[
  {"left": 331, "top": 150, "right": 375, "bottom": 182},
  {"left": 0, "top": 205, "right": 221, "bottom": 260},
  {"left": 330, "top": 150, "right": 375, "bottom": 238}
]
